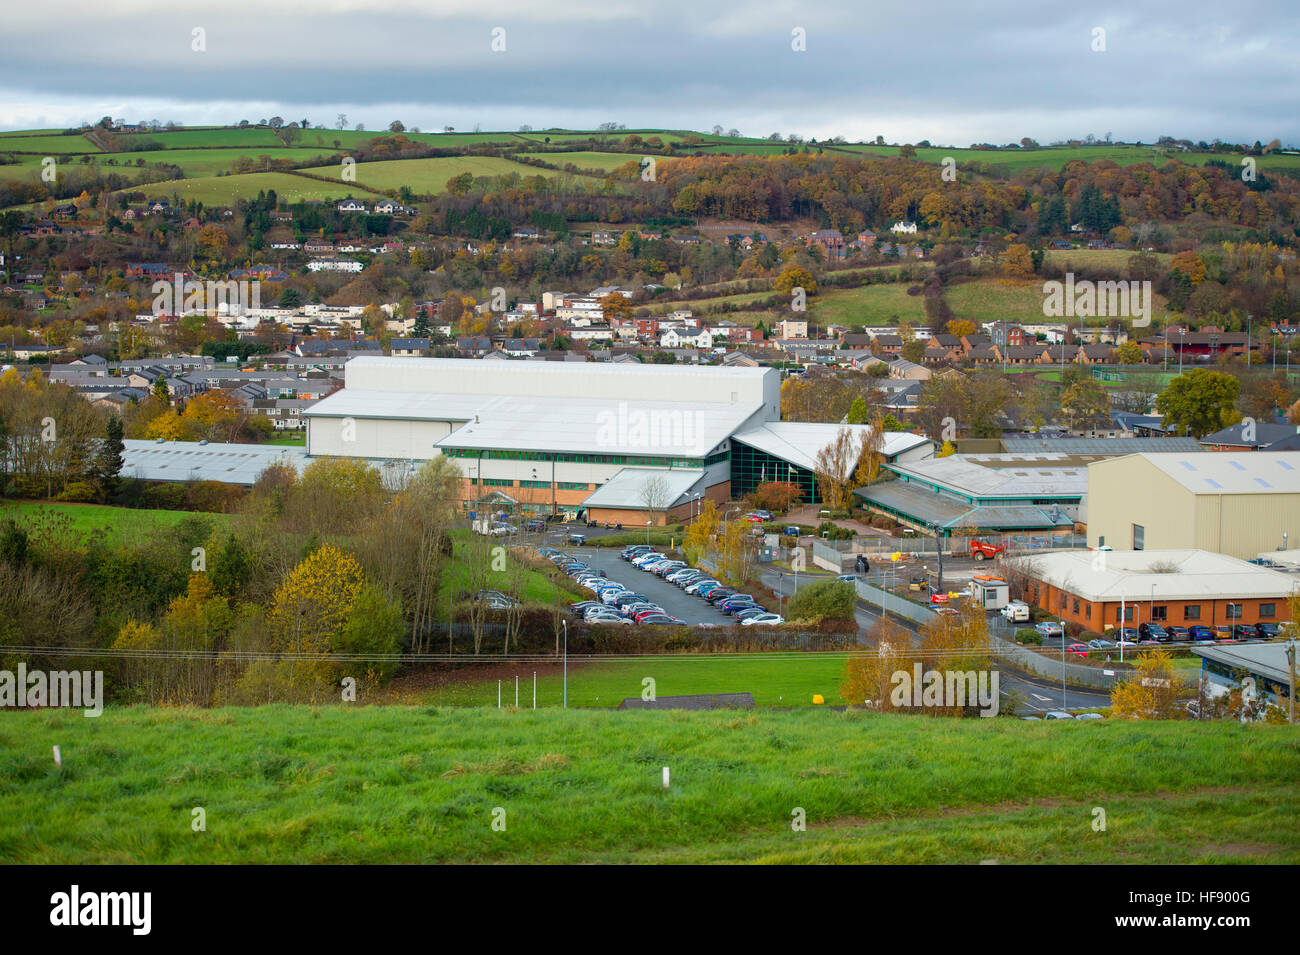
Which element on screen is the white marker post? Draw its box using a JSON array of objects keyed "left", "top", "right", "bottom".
[
  {"left": 533, "top": 672, "right": 536, "bottom": 710},
  {"left": 52, "top": 745, "right": 62, "bottom": 768},
  {"left": 497, "top": 680, "right": 501, "bottom": 709},
  {"left": 515, "top": 675, "right": 518, "bottom": 708},
  {"left": 662, "top": 766, "right": 670, "bottom": 789}
]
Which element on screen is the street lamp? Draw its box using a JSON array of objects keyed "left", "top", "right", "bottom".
[
  {"left": 646, "top": 519, "right": 652, "bottom": 545},
  {"left": 1059, "top": 618, "right": 1068, "bottom": 711}
]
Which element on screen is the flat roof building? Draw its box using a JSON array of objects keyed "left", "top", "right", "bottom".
[{"left": 1008, "top": 548, "right": 1296, "bottom": 633}]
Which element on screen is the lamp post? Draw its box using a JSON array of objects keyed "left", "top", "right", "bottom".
[
  {"left": 1060, "top": 618, "right": 1068, "bottom": 711},
  {"left": 1179, "top": 328, "right": 1185, "bottom": 375}
]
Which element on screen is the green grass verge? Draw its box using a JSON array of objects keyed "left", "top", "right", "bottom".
[
  {"left": 422, "top": 656, "right": 850, "bottom": 707},
  {"left": 2, "top": 705, "right": 1296, "bottom": 863}
]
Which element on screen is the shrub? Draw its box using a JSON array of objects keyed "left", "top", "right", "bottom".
[
  {"left": 55, "top": 481, "right": 97, "bottom": 502},
  {"left": 1015, "top": 628, "right": 1042, "bottom": 645},
  {"left": 816, "top": 521, "right": 854, "bottom": 541},
  {"left": 786, "top": 577, "right": 856, "bottom": 622}
]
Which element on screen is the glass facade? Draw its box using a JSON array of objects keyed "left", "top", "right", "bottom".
[{"left": 730, "top": 439, "right": 818, "bottom": 503}]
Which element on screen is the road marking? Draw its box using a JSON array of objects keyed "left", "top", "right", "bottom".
[{"left": 1031, "top": 693, "right": 1052, "bottom": 702}]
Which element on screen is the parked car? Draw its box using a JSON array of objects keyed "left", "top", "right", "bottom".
[
  {"left": 1066, "top": 643, "right": 1090, "bottom": 658},
  {"left": 1231, "top": 624, "right": 1258, "bottom": 640},
  {"left": 621, "top": 545, "right": 653, "bottom": 560},
  {"left": 740, "top": 613, "right": 784, "bottom": 626},
  {"left": 1034, "top": 621, "right": 1064, "bottom": 639},
  {"left": 1166, "top": 626, "right": 1190, "bottom": 642},
  {"left": 632, "top": 552, "right": 665, "bottom": 568},
  {"left": 750, "top": 509, "right": 774, "bottom": 521},
  {"left": 1255, "top": 622, "right": 1281, "bottom": 640},
  {"left": 1088, "top": 638, "right": 1115, "bottom": 650},
  {"left": 636, "top": 614, "right": 678, "bottom": 625},
  {"left": 1043, "top": 711, "right": 1075, "bottom": 720},
  {"left": 1075, "top": 712, "right": 1105, "bottom": 720},
  {"left": 1138, "top": 623, "right": 1169, "bottom": 643},
  {"left": 734, "top": 607, "right": 769, "bottom": 622},
  {"left": 652, "top": 561, "right": 686, "bottom": 577},
  {"left": 1188, "top": 625, "right": 1215, "bottom": 641},
  {"left": 1213, "top": 625, "right": 1236, "bottom": 641},
  {"left": 525, "top": 519, "right": 546, "bottom": 532},
  {"left": 567, "top": 533, "right": 587, "bottom": 546},
  {"left": 685, "top": 579, "right": 719, "bottom": 596},
  {"left": 587, "top": 613, "right": 634, "bottom": 626},
  {"left": 704, "top": 588, "right": 738, "bottom": 604}
]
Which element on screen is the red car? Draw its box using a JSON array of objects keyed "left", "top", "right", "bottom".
[{"left": 1066, "top": 643, "right": 1090, "bottom": 658}]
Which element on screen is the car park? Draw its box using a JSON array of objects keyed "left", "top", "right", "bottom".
[{"left": 741, "top": 613, "right": 784, "bottom": 626}]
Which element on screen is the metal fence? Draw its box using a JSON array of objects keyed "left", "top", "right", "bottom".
[{"left": 853, "top": 579, "right": 937, "bottom": 627}]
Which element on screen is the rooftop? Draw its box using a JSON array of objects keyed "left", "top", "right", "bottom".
[
  {"left": 1010, "top": 549, "right": 1298, "bottom": 602},
  {"left": 731, "top": 422, "right": 931, "bottom": 472},
  {"left": 580, "top": 467, "right": 706, "bottom": 511},
  {"left": 121, "top": 439, "right": 308, "bottom": 486},
  {"left": 1121, "top": 452, "right": 1300, "bottom": 494}
]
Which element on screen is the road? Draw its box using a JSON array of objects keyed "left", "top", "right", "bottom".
[
  {"left": 533, "top": 527, "right": 1115, "bottom": 715},
  {"left": 759, "top": 565, "right": 1112, "bottom": 715}
]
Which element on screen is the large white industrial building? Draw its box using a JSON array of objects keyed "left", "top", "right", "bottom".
[{"left": 297, "top": 357, "right": 931, "bottom": 522}]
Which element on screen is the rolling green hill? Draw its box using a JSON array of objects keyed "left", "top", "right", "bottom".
[{"left": 3, "top": 704, "right": 1295, "bottom": 863}]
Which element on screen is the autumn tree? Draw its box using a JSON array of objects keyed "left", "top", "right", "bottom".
[
  {"left": 1155, "top": 369, "right": 1240, "bottom": 437},
  {"left": 1111, "top": 650, "right": 1183, "bottom": 720}
]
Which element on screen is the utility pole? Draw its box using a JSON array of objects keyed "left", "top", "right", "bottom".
[
  {"left": 1287, "top": 639, "right": 1296, "bottom": 726},
  {"left": 562, "top": 619, "right": 568, "bottom": 709}
]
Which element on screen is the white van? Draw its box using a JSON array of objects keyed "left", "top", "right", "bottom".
[{"left": 1000, "top": 601, "right": 1030, "bottom": 623}]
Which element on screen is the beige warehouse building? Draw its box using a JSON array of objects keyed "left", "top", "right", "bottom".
[{"left": 1086, "top": 452, "right": 1300, "bottom": 558}]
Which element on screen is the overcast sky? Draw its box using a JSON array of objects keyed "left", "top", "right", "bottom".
[{"left": 2, "top": 0, "right": 1296, "bottom": 145}]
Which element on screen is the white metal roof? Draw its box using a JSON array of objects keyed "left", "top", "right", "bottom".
[
  {"left": 581, "top": 467, "right": 706, "bottom": 510},
  {"left": 888, "top": 456, "right": 1088, "bottom": 498},
  {"left": 731, "top": 422, "right": 931, "bottom": 471},
  {"left": 1010, "top": 549, "right": 1297, "bottom": 602},
  {"left": 122, "top": 439, "right": 308, "bottom": 486},
  {"left": 1130, "top": 451, "right": 1300, "bottom": 495}
]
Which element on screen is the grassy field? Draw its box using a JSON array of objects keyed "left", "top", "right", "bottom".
[
  {"left": 0, "top": 500, "right": 227, "bottom": 545},
  {"left": 422, "top": 656, "right": 851, "bottom": 707},
  {"left": 2, "top": 705, "right": 1295, "bottom": 863},
  {"left": 810, "top": 283, "right": 929, "bottom": 327},
  {"left": 521, "top": 151, "right": 644, "bottom": 172},
  {"left": 0, "top": 133, "right": 101, "bottom": 154},
  {"left": 128, "top": 172, "right": 364, "bottom": 205},
  {"left": 299, "top": 155, "right": 573, "bottom": 193},
  {"left": 944, "top": 276, "right": 1173, "bottom": 325}
]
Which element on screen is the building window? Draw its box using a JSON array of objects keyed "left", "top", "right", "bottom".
[
  {"left": 1226, "top": 604, "right": 1242, "bottom": 620},
  {"left": 1184, "top": 605, "right": 1200, "bottom": 621},
  {"left": 1115, "top": 605, "right": 1134, "bottom": 622},
  {"left": 1152, "top": 606, "right": 1167, "bottom": 621},
  {"left": 1072, "top": 599, "right": 1080, "bottom": 613},
  {"left": 1132, "top": 524, "right": 1144, "bottom": 550},
  {"left": 1260, "top": 603, "right": 1276, "bottom": 619}
]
